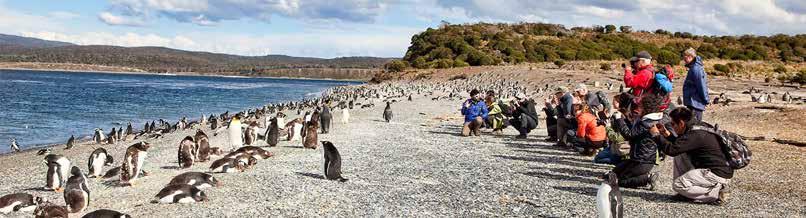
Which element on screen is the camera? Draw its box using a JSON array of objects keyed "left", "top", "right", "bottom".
[{"left": 621, "top": 63, "right": 626, "bottom": 68}]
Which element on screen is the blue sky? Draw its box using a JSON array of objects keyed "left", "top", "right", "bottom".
[{"left": 1, "top": 0, "right": 805, "bottom": 58}]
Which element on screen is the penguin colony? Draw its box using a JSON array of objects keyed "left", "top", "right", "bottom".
[{"left": 2, "top": 83, "right": 415, "bottom": 217}]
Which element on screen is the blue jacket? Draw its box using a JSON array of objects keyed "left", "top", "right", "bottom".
[
  {"left": 461, "top": 99, "right": 489, "bottom": 123},
  {"left": 683, "top": 56, "right": 709, "bottom": 110}
]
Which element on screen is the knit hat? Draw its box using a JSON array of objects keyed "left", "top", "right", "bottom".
[{"left": 636, "top": 51, "right": 652, "bottom": 60}]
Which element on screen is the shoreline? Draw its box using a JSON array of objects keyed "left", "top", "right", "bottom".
[{"left": 0, "top": 66, "right": 372, "bottom": 82}]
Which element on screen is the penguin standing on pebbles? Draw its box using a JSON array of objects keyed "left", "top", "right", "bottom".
[
  {"left": 341, "top": 107, "right": 350, "bottom": 124},
  {"left": 194, "top": 130, "right": 211, "bottom": 162},
  {"left": 82, "top": 209, "right": 131, "bottom": 218},
  {"left": 44, "top": 154, "right": 71, "bottom": 192},
  {"left": 121, "top": 142, "right": 150, "bottom": 186},
  {"left": 383, "top": 102, "right": 393, "bottom": 123},
  {"left": 319, "top": 106, "right": 332, "bottom": 134},
  {"left": 65, "top": 135, "right": 75, "bottom": 150},
  {"left": 152, "top": 184, "right": 208, "bottom": 204},
  {"left": 0, "top": 193, "right": 39, "bottom": 214},
  {"left": 88, "top": 148, "right": 113, "bottom": 178},
  {"left": 322, "top": 141, "right": 347, "bottom": 182},
  {"left": 9, "top": 138, "right": 20, "bottom": 153},
  {"left": 265, "top": 117, "right": 279, "bottom": 147},
  {"left": 227, "top": 115, "right": 243, "bottom": 151},
  {"left": 93, "top": 128, "right": 105, "bottom": 144},
  {"left": 596, "top": 172, "right": 623, "bottom": 218},
  {"left": 168, "top": 172, "right": 221, "bottom": 189},
  {"left": 63, "top": 166, "right": 90, "bottom": 213},
  {"left": 178, "top": 136, "right": 195, "bottom": 169}
]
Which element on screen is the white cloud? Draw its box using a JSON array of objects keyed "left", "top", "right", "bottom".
[
  {"left": 574, "top": 5, "right": 624, "bottom": 19},
  {"left": 49, "top": 11, "right": 80, "bottom": 19},
  {"left": 98, "top": 12, "right": 146, "bottom": 26}
]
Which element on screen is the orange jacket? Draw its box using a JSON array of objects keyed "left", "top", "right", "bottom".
[{"left": 576, "top": 112, "right": 606, "bottom": 142}]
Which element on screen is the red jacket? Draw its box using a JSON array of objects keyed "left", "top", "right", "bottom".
[
  {"left": 576, "top": 112, "right": 606, "bottom": 142},
  {"left": 624, "top": 64, "right": 655, "bottom": 97}
]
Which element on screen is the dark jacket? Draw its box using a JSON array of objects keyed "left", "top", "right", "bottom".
[
  {"left": 513, "top": 99, "right": 539, "bottom": 122},
  {"left": 613, "top": 112, "right": 667, "bottom": 164},
  {"left": 557, "top": 92, "right": 574, "bottom": 118},
  {"left": 653, "top": 122, "right": 733, "bottom": 179},
  {"left": 683, "top": 56, "right": 709, "bottom": 110},
  {"left": 543, "top": 104, "right": 557, "bottom": 126}
]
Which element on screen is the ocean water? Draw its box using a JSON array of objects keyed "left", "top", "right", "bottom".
[{"left": 0, "top": 70, "right": 361, "bottom": 153}]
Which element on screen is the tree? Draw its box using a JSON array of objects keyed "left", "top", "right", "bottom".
[
  {"left": 619, "top": 26, "right": 632, "bottom": 33},
  {"left": 605, "top": 25, "right": 617, "bottom": 34}
]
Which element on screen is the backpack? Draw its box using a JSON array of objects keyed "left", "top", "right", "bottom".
[
  {"left": 691, "top": 123, "right": 752, "bottom": 170},
  {"left": 498, "top": 100, "right": 512, "bottom": 116},
  {"left": 651, "top": 65, "right": 674, "bottom": 95}
]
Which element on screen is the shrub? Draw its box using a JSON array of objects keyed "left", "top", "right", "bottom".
[
  {"left": 384, "top": 60, "right": 409, "bottom": 72},
  {"left": 432, "top": 58, "right": 454, "bottom": 69},
  {"left": 453, "top": 59, "right": 470, "bottom": 67},
  {"left": 600, "top": 63, "right": 612, "bottom": 71},
  {"left": 713, "top": 64, "right": 730, "bottom": 74},
  {"left": 554, "top": 60, "right": 566, "bottom": 68},
  {"left": 774, "top": 65, "right": 787, "bottom": 74}
]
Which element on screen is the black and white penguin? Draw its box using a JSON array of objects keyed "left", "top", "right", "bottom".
[
  {"left": 303, "top": 112, "right": 320, "bottom": 149},
  {"left": 9, "top": 138, "right": 20, "bottom": 153},
  {"left": 322, "top": 141, "right": 347, "bottom": 182},
  {"left": 286, "top": 118, "right": 303, "bottom": 142},
  {"left": 93, "top": 128, "right": 105, "bottom": 144},
  {"left": 168, "top": 172, "right": 221, "bottom": 189},
  {"left": 37, "top": 148, "right": 51, "bottom": 156},
  {"left": 320, "top": 106, "right": 332, "bottom": 134},
  {"left": 121, "top": 142, "right": 150, "bottom": 186},
  {"left": 194, "top": 130, "right": 211, "bottom": 162},
  {"left": 152, "top": 184, "right": 208, "bottom": 204},
  {"left": 106, "top": 128, "right": 117, "bottom": 145},
  {"left": 33, "top": 203, "right": 68, "bottom": 218},
  {"left": 0, "top": 193, "right": 39, "bottom": 214},
  {"left": 264, "top": 117, "right": 280, "bottom": 147},
  {"left": 383, "top": 102, "right": 393, "bottom": 122},
  {"left": 209, "top": 155, "right": 250, "bottom": 173},
  {"left": 65, "top": 135, "right": 75, "bottom": 150},
  {"left": 178, "top": 136, "right": 195, "bottom": 169},
  {"left": 101, "top": 167, "right": 121, "bottom": 179},
  {"left": 63, "top": 166, "right": 90, "bottom": 213},
  {"left": 243, "top": 122, "right": 258, "bottom": 146},
  {"left": 596, "top": 172, "right": 623, "bottom": 218},
  {"left": 341, "top": 107, "right": 350, "bottom": 124},
  {"left": 88, "top": 148, "right": 113, "bottom": 178},
  {"left": 116, "top": 128, "right": 123, "bottom": 142},
  {"left": 44, "top": 154, "right": 71, "bottom": 192},
  {"left": 82, "top": 209, "right": 131, "bottom": 218},
  {"left": 231, "top": 146, "right": 273, "bottom": 160},
  {"left": 125, "top": 122, "right": 133, "bottom": 135},
  {"left": 226, "top": 115, "right": 243, "bottom": 151}
]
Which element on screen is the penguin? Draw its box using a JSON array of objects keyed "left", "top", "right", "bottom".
[
  {"left": 116, "top": 128, "right": 123, "bottom": 142},
  {"left": 101, "top": 167, "right": 121, "bottom": 179},
  {"left": 93, "top": 128, "right": 105, "bottom": 144},
  {"left": 178, "top": 136, "right": 195, "bottom": 169},
  {"left": 208, "top": 155, "right": 249, "bottom": 173},
  {"left": 144, "top": 122, "right": 151, "bottom": 133},
  {"left": 9, "top": 138, "right": 20, "bottom": 153},
  {"left": 194, "top": 130, "right": 211, "bottom": 162},
  {"left": 227, "top": 115, "right": 243, "bottom": 151},
  {"left": 88, "top": 148, "right": 114, "bottom": 178},
  {"left": 153, "top": 184, "right": 208, "bottom": 204},
  {"left": 286, "top": 119, "right": 303, "bottom": 142},
  {"left": 106, "top": 128, "right": 117, "bottom": 145},
  {"left": 243, "top": 122, "right": 258, "bottom": 146},
  {"left": 264, "top": 117, "right": 280, "bottom": 147},
  {"left": 320, "top": 106, "right": 332, "bottom": 134},
  {"left": 303, "top": 115, "right": 319, "bottom": 149},
  {"left": 341, "top": 107, "right": 350, "bottom": 124},
  {"left": 383, "top": 102, "right": 393, "bottom": 122},
  {"left": 65, "top": 135, "right": 75, "bottom": 150},
  {"left": 231, "top": 146, "right": 273, "bottom": 160},
  {"left": 783, "top": 91, "right": 792, "bottom": 103},
  {"left": 82, "top": 209, "right": 131, "bottom": 218},
  {"left": 596, "top": 172, "right": 623, "bottom": 218},
  {"left": 322, "top": 141, "right": 347, "bottom": 182},
  {"left": 44, "top": 154, "right": 71, "bottom": 192},
  {"left": 0, "top": 193, "right": 39, "bottom": 214},
  {"left": 208, "top": 147, "right": 224, "bottom": 157},
  {"left": 168, "top": 172, "right": 221, "bottom": 189},
  {"left": 63, "top": 166, "right": 90, "bottom": 213},
  {"left": 33, "top": 203, "right": 69, "bottom": 218},
  {"left": 121, "top": 142, "right": 150, "bottom": 186},
  {"left": 125, "top": 122, "right": 133, "bottom": 135},
  {"left": 275, "top": 112, "right": 286, "bottom": 130},
  {"left": 37, "top": 148, "right": 52, "bottom": 156}
]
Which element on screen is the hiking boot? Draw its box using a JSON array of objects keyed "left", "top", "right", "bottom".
[
  {"left": 648, "top": 172, "right": 659, "bottom": 191},
  {"left": 717, "top": 184, "right": 730, "bottom": 204},
  {"left": 473, "top": 128, "right": 481, "bottom": 136}
]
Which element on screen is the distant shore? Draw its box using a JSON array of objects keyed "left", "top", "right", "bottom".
[{"left": 0, "top": 62, "right": 370, "bottom": 82}]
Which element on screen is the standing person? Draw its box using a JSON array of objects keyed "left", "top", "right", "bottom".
[
  {"left": 554, "top": 87, "right": 574, "bottom": 147},
  {"left": 650, "top": 107, "right": 732, "bottom": 204},
  {"left": 510, "top": 93, "right": 539, "bottom": 139},
  {"left": 461, "top": 89, "right": 489, "bottom": 137},
  {"left": 624, "top": 51, "right": 655, "bottom": 101},
  {"left": 682, "top": 48, "right": 709, "bottom": 121},
  {"left": 485, "top": 90, "right": 506, "bottom": 135},
  {"left": 609, "top": 94, "right": 666, "bottom": 190}
]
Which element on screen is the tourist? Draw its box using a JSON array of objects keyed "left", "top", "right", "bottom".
[
  {"left": 554, "top": 87, "right": 574, "bottom": 147},
  {"left": 543, "top": 95, "right": 559, "bottom": 141},
  {"left": 682, "top": 48, "right": 709, "bottom": 121},
  {"left": 573, "top": 104, "right": 606, "bottom": 156},
  {"left": 651, "top": 107, "right": 732, "bottom": 204},
  {"left": 510, "top": 93, "right": 539, "bottom": 139},
  {"left": 461, "top": 89, "right": 489, "bottom": 137},
  {"left": 623, "top": 51, "right": 655, "bottom": 100},
  {"left": 609, "top": 93, "right": 666, "bottom": 190},
  {"left": 485, "top": 90, "right": 506, "bottom": 135}
]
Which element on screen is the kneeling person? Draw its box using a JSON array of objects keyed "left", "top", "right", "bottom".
[
  {"left": 461, "top": 89, "right": 489, "bottom": 137},
  {"left": 510, "top": 93, "right": 538, "bottom": 139}
]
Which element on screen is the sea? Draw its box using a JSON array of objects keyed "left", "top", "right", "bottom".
[{"left": 0, "top": 69, "right": 361, "bottom": 153}]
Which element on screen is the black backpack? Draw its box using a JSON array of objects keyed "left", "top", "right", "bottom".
[{"left": 691, "top": 123, "right": 752, "bottom": 170}]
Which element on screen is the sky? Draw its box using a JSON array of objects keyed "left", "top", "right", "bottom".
[{"left": 1, "top": 0, "right": 805, "bottom": 58}]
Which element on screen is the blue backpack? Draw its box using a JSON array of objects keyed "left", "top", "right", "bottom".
[{"left": 652, "top": 65, "right": 674, "bottom": 95}]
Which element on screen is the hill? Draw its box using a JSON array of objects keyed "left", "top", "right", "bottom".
[
  {"left": 0, "top": 34, "right": 394, "bottom": 79},
  {"left": 391, "top": 23, "right": 806, "bottom": 72}
]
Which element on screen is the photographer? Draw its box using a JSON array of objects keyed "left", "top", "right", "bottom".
[{"left": 509, "top": 93, "right": 538, "bottom": 139}]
